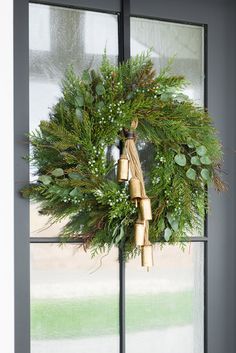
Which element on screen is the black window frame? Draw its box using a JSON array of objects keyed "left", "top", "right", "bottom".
[{"left": 14, "top": 1, "right": 208, "bottom": 353}]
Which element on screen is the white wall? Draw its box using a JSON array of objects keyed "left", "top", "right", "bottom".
[{"left": 0, "top": 0, "right": 14, "bottom": 352}]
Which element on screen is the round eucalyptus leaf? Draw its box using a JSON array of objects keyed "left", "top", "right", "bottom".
[
  {"left": 51, "top": 168, "right": 64, "bottom": 177},
  {"left": 161, "top": 93, "right": 170, "bottom": 101},
  {"left": 191, "top": 156, "right": 201, "bottom": 165},
  {"left": 164, "top": 227, "right": 172, "bottom": 241},
  {"left": 97, "top": 101, "right": 105, "bottom": 109},
  {"left": 201, "top": 168, "right": 210, "bottom": 181},
  {"left": 200, "top": 156, "right": 212, "bottom": 165},
  {"left": 69, "top": 187, "right": 80, "bottom": 197},
  {"left": 76, "top": 95, "right": 84, "bottom": 107},
  {"left": 174, "top": 153, "right": 187, "bottom": 166},
  {"left": 38, "top": 175, "right": 52, "bottom": 185},
  {"left": 187, "top": 142, "right": 195, "bottom": 148},
  {"left": 96, "top": 83, "right": 105, "bottom": 96},
  {"left": 196, "top": 145, "right": 207, "bottom": 156},
  {"left": 186, "top": 168, "right": 196, "bottom": 180},
  {"left": 127, "top": 92, "right": 134, "bottom": 100}
]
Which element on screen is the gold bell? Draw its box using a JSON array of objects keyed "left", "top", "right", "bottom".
[
  {"left": 134, "top": 220, "right": 145, "bottom": 246},
  {"left": 129, "top": 177, "right": 142, "bottom": 202},
  {"left": 140, "top": 197, "right": 152, "bottom": 220},
  {"left": 141, "top": 244, "right": 154, "bottom": 267},
  {"left": 117, "top": 154, "right": 129, "bottom": 182}
]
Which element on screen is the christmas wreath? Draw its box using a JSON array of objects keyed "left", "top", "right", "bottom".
[{"left": 22, "top": 53, "right": 225, "bottom": 266}]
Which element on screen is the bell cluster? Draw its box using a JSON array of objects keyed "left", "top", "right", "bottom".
[{"left": 117, "top": 153, "right": 154, "bottom": 268}]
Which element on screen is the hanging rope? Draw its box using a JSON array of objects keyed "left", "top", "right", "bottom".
[{"left": 123, "top": 120, "right": 152, "bottom": 251}]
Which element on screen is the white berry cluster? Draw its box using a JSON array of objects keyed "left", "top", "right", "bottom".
[{"left": 88, "top": 144, "right": 107, "bottom": 176}]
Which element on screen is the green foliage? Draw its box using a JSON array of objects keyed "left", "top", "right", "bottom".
[{"left": 22, "top": 52, "right": 224, "bottom": 258}]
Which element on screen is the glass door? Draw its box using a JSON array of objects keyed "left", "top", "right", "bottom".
[{"left": 28, "top": 3, "right": 206, "bottom": 353}]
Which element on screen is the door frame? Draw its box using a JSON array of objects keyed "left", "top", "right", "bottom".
[{"left": 14, "top": 1, "right": 236, "bottom": 353}]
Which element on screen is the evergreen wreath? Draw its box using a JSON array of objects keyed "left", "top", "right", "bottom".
[{"left": 22, "top": 53, "right": 225, "bottom": 263}]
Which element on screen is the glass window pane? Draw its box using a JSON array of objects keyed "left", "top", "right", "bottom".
[
  {"left": 126, "top": 244, "right": 204, "bottom": 353},
  {"left": 29, "top": 4, "right": 118, "bottom": 237},
  {"left": 31, "top": 245, "right": 119, "bottom": 353},
  {"left": 131, "top": 18, "right": 205, "bottom": 237},
  {"left": 131, "top": 17, "right": 204, "bottom": 105}
]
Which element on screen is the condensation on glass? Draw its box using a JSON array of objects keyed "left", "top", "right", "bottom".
[
  {"left": 126, "top": 244, "right": 204, "bottom": 353},
  {"left": 29, "top": 4, "right": 118, "bottom": 237},
  {"left": 31, "top": 245, "right": 119, "bottom": 353}
]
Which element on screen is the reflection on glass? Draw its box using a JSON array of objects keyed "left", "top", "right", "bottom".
[
  {"left": 131, "top": 17, "right": 204, "bottom": 105},
  {"left": 29, "top": 4, "right": 118, "bottom": 237},
  {"left": 126, "top": 244, "right": 204, "bottom": 353},
  {"left": 31, "top": 245, "right": 119, "bottom": 353}
]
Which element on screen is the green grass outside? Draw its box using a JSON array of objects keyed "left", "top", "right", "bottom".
[{"left": 31, "top": 291, "right": 193, "bottom": 340}]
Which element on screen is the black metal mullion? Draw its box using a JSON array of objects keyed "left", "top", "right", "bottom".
[
  {"left": 30, "top": 0, "right": 119, "bottom": 14},
  {"left": 30, "top": 236, "right": 208, "bottom": 243},
  {"left": 203, "top": 23, "right": 208, "bottom": 353},
  {"left": 118, "top": 2, "right": 130, "bottom": 353}
]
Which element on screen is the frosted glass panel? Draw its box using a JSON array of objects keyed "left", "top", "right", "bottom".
[
  {"left": 131, "top": 17, "right": 204, "bottom": 105},
  {"left": 126, "top": 244, "right": 204, "bottom": 353},
  {"left": 29, "top": 4, "right": 118, "bottom": 237},
  {"left": 31, "top": 245, "right": 119, "bottom": 353}
]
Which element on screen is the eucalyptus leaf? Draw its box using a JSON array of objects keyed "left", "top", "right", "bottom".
[
  {"left": 68, "top": 173, "right": 81, "bottom": 180},
  {"left": 201, "top": 168, "right": 210, "bottom": 181},
  {"left": 97, "top": 101, "right": 105, "bottom": 109},
  {"left": 161, "top": 93, "right": 171, "bottom": 101},
  {"left": 38, "top": 175, "right": 52, "bottom": 185},
  {"left": 69, "top": 187, "right": 81, "bottom": 197},
  {"left": 85, "top": 92, "right": 94, "bottom": 104},
  {"left": 186, "top": 168, "right": 196, "bottom": 180},
  {"left": 115, "top": 225, "right": 125, "bottom": 244},
  {"left": 111, "top": 224, "right": 119, "bottom": 240},
  {"left": 196, "top": 145, "right": 207, "bottom": 156},
  {"left": 76, "top": 95, "right": 84, "bottom": 107},
  {"left": 76, "top": 108, "right": 83, "bottom": 120},
  {"left": 51, "top": 168, "right": 64, "bottom": 177},
  {"left": 174, "top": 153, "right": 186, "bottom": 166},
  {"left": 167, "top": 212, "right": 175, "bottom": 226},
  {"left": 82, "top": 70, "right": 91, "bottom": 84},
  {"left": 167, "top": 213, "right": 179, "bottom": 231},
  {"left": 164, "top": 227, "right": 172, "bottom": 241},
  {"left": 126, "top": 92, "right": 134, "bottom": 100},
  {"left": 96, "top": 83, "right": 105, "bottom": 96},
  {"left": 191, "top": 156, "right": 201, "bottom": 165},
  {"left": 200, "top": 156, "right": 212, "bottom": 165},
  {"left": 187, "top": 139, "right": 195, "bottom": 148}
]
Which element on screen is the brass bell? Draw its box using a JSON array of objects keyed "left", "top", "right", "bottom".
[
  {"left": 129, "top": 177, "right": 142, "bottom": 202},
  {"left": 117, "top": 154, "right": 129, "bottom": 182},
  {"left": 134, "top": 220, "right": 145, "bottom": 246},
  {"left": 140, "top": 197, "right": 152, "bottom": 220},
  {"left": 141, "top": 244, "right": 154, "bottom": 267}
]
